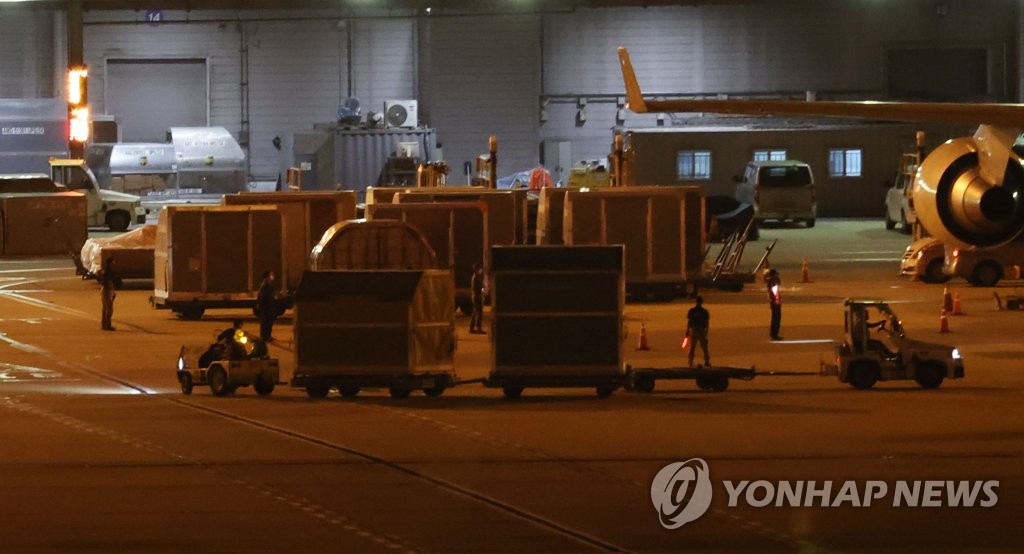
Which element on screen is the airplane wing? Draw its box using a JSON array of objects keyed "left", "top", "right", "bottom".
[{"left": 617, "top": 46, "right": 1024, "bottom": 127}]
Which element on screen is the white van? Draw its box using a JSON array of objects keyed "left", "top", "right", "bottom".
[{"left": 734, "top": 160, "right": 816, "bottom": 227}]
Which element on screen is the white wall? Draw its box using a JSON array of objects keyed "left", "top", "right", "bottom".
[{"left": 0, "top": 8, "right": 57, "bottom": 98}]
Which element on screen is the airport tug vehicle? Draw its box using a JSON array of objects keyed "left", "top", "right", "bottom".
[
  {"left": 177, "top": 328, "right": 280, "bottom": 396},
  {"left": 822, "top": 299, "right": 964, "bottom": 389}
]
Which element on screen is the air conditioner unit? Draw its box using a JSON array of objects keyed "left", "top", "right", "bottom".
[{"left": 384, "top": 100, "right": 418, "bottom": 129}]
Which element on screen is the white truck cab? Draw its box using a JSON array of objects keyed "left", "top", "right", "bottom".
[{"left": 50, "top": 159, "right": 148, "bottom": 231}]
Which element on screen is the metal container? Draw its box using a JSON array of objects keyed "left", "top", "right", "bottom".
[
  {"left": 366, "top": 201, "right": 486, "bottom": 312},
  {"left": 222, "top": 191, "right": 358, "bottom": 290},
  {"left": 310, "top": 219, "right": 437, "bottom": 271},
  {"left": 291, "top": 269, "right": 455, "bottom": 386},
  {"left": 0, "top": 192, "right": 87, "bottom": 255},
  {"left": 170, "top": 127, "right": 246, "bottom": 194},
  {"left": 563, "top": 186, "right": 705, "bottom": 297},
  {"left": 393, "top": 187, "right": 529, "bottom": 246},
  {"left": 0, "top": 99, "right": 68, "bottom": 174},
  {"left": 488, "top": 245, "right": 625, "bottom": 394},
  {"left": 86, "top": 142, "right": 177, "bottom": 194},
  {"left": 153, "top": 205, "right": 283, "bottom": 318}
]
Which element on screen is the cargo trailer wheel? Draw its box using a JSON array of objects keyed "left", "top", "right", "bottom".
[
  {"left": 915, "top": 361, "right": 946, "bottom": 389},
  {"left": 179, "top": 373, "right": 193, "bottom": 395},
  {"left": 806, "top": 218, "right": 815, "bottom": 228},
  {"left": 847, "top": 360, "right": 879, "bottom": 390},
  {"left": 389, "top": 386, "right": 411, "bottom": 399},
  {"left": 422, "top": 385, "right": 445, "bottom": 397},
  {"left": 502, "top": 385, "right": 524, "bottom": 399},
  {"left": 596, "top": 385, "right": 615, "bottom": 398},
  {"left": 253, "top": 377, "right": 275, "bottom": 396},
  {"left": 633, "top": 376, "right": 655, "bottom": 393},
  {"left": 208, "top": 367, "right": 231, "bottom": 396},
  {"left": 338, "top": 386, "right": 360, "bottom": 398},
  {"left": 305, "top": 382, "right": 330, "bottom": 398}
]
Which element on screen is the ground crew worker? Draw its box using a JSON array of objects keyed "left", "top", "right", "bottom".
[
  {"left": 685, "top": 295, "right": 711, "bottom": 367},
  {"left": 766, "top": 268, "right": 783, "bottom": 340},
  {"left": 99, "top": 257, "right": 117, "bottom": 331},
  {"left": 256, "top": 270, "right": 277, "bottom": 342},
  {"left": 469, "top": 263, "right": 485, "bottom": 334}
]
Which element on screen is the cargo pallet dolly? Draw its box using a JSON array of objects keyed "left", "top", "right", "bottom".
[
  {"left": 291, "top": 372, "right": 457, "bottom": 399},
  {"left": 624, "top": 364, "right": 756, "bottom": 393}
]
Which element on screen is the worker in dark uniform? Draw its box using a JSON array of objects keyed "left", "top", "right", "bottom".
[
  {"left": 766, "top": 268, "right": 783, "bottom": 340},
  {"left": 685, "top": 295, "right": 711, "bottom": 367},
  {"left": 469, "top": 263, "right": 485, "bottom": 334},
  {"left": 256, "top": 270, "right": 277, "bottom": 342},
  {"left": 99, "top": 257, "right": 117, "bottom": 331}
]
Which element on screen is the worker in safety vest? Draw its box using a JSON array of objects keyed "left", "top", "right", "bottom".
[{"left": 766, "top": 268, "right": 783, "bottom": 340}]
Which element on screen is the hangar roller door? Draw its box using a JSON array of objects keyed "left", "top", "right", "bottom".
[{"left": 105, "top": 58, "right": 208, "bottom": 142}]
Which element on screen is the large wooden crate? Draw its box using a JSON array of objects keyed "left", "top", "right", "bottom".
[
  {"left": 223, "top": 191, "right": 358, "bottom": 289},
  {"left": 153, "top": 205, "right": 283, "bottom": 306},
  {"left": 563, "top": 186, "right": 705, "bottom": 287},
  {"left": 490, "top": 245, "right": 624, "bottom": 379},
  {"left": 310, "top": 219, "right": 437, "bottom": 271},
  {"left": 293, "top": 270, "right": 455, "bottom": 377},
  {"left": 1, "top": 192, "right": 87, "bottom": 255},
  {"left": 366, "top": 201, "right": 487, "bottom": 309}
]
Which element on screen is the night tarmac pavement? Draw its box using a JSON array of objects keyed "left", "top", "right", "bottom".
[{"left": 0, "top": 219, "right": 1021, "bottom": 552}]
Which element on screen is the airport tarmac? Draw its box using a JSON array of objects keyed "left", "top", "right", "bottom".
[{"left": 0, "top": 219, "right": 1021, "bottom": 552}]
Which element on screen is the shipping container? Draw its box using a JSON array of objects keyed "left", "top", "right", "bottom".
[
  {"left": 366, "top": 201, "right": 487, "bottom": 313},
  {"left": 223, "top": 191, "right": 358, "bottom": 289},
  {"left": 153, "top": 205, "right": 283, "bottom": 319},
  {"left": 310, "top": 219, "right": 437, "bottom": 271},
  {"left": 1, "top": 192, "right": 87, "bottom": 255},
  {"left": 291, "top": 269, "right": 456, "bottom": 399},
  {"left": 563, "top": 186, "right": 705, "bottom": 299},
  {"left": 488, "top": 245, "right": 625, "bottom": 398}
]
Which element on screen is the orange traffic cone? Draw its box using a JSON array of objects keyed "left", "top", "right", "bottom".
[
  {"left": 801, "top": 258, "right": 810, "bottom": 283},
  {"left": 637, "top": 322, "right": 651, "bottom": 351},
  {"left": 939, "top": 307, "right": 950, "bottom": 333},
  {"left": 942, "top": 284, "right": 953, "bottom": 312},
  {"left": 952, "top": 292, "right": 963, "bottom": 315}
]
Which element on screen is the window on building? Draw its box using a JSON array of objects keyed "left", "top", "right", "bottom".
[
  {"left": 753, "top": 149, "right": 787, "bottom": 161},
  {"left": 828, "top": 148, "right": 862, "bottom": 177},
  {"left": 677, "top": 150, "right": 712, "bottom": 180}
]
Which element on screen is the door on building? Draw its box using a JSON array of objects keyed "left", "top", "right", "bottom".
[
  {"left": 543, "top": 140, "right": 572, "bottom": 186},
  {"left": 105, "top": 58, "right": 209, "bottom": 142}
]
